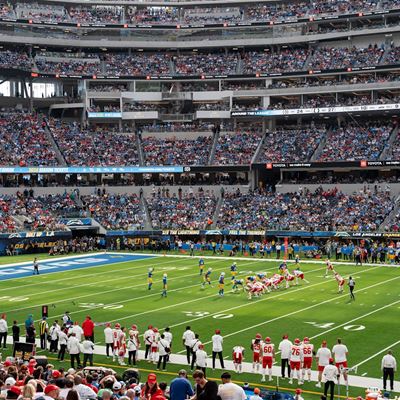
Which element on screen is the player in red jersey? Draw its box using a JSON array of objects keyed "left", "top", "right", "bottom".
[
  {"left": 334, "top": 272, "right": 346, "bottom": 293},
  {"left": 232, "top": 345, "right": 245, "bottom": 373},
  {"left": 251, "top": 334, "right": 262, "bottom": 372},
  {"left": 261, "top": 337, "right": 275, "bottom": 382},
  {"left": 325, "top": 259, "right": 334, "bottom": 277},
  {"left": 289, "top": 338, "right": 303, "bottom": 385},
  {"left": 301, "top": 337, "right": 314, "bottom": 382}
]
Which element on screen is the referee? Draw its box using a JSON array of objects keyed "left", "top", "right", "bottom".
[
  {"left": 348, "top": 276, "right": 355, "bottom": 301},
  {"left": 33, "top": 257, "right": 39, "bottom": 275},
  {"left": 381, "top": 350, "right": 397, "bottom": 391}
]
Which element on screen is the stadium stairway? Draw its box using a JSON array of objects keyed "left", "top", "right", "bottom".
[
  {"left": 43, "top": 118, "right": 68, "bottom": 166},
  {"left": 252, "top": 131, "right": 267, "bottom": 163},
  {"left": 379, "top": 194, "right": 400, "bottom": 231},
  {"left": 380, "top": 125, "right": 398, "bottom": 160},
  {"left": 210, "top": 195, "right": 223, "bottom": 229},
  {"left": 208, "top": 129, "right": 220, "bottom": 165},
  {"left": 310, "top": 128, "right": 330, "bottom": 161},
  {"left": 5, "top": 336, "right": 399, "bottom": 392},
  {"left": 140, "top": 196, "right": 153, "bottom": 230},
  {"left": 136, "top": 134, "right": 145, "bottom": 166}
]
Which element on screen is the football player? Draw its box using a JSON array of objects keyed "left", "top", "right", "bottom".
[
  {"left": 232, "top": 345, "right": 245, "bottom": 373},
  {"left": 301, "top": 337, "right": 314, "bottom": 382},
  {"left": 202, "top": 268, "right": 212, "bottom": 288},
  {"left": 230, "top": 262, "right": 238, "bottom": 282},
  {"left": 261, "top": 337, "right": 274, "bottom": 382},
  {"left": 148, "top": 267, "right": 154, "bottom": 290},
  {"left": 334, "top": 272, "right": 346, "bottom": 293},
  {"left": 251, "top": 333, "right": 262, "bottom": 372},
  {"left": 198, "top": 257, "right": 205, "bottom": 276},
  {"left": 325, "top": 259, "right": 334, "bottom": 277},
  {"left": 161, "top": 273, "right": 168, "bottom": 297},
  {"left": 289, "top": 338, "right": 303, "bottom": 385},
  {"left": 218, "top": 272, "right": 225, "bottom": 297},
  {"left": 232, "top": 278, "right": 244, "bottom": 292}
]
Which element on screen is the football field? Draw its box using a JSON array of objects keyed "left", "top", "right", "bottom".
[{"left": 0, "top": 251, "right": 399, "bottom": 393}]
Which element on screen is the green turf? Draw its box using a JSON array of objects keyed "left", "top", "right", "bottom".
[{"left": 0, "top": 253, "right": 398, "bottom": 395}]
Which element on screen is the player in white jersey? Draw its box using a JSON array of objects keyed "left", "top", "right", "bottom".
[
  {"left": 325, "top": 259, "right": 334, "bottom": 277},
  {"left": 334, "top": 272, "right": 346, "bottom": 294},
  {"left": 261, "top": 337, "right": 275, "bottom": 382},
  {"left": 284, "top": 270, "right": 296, "bottom": 289},
  {"left": 150, "top": 327, "right": 160, "bottom": 363},
  {"left": 315, "top": 340, "right": 331, "bottom": 387},
  {"left": 117, "top": 327, "right": 127, "bottom": 365},
  {"left": 232, "top": 345, "right": 245, "bottom": 373},
  {"left": 112, "top": 323, "right": 122, "bottom": 362},
  {"left": 251, "top": 334, "right": 262, "bottom": 372},
  {"left": 289, "top": 338, "right": 303, "bottom": 385},
  {"left": 301, "top": 337, "right": 314, "bottom": 382}
]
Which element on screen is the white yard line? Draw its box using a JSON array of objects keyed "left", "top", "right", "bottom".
[
  {"left": 195, "top": 270, "right": 399, "bottom": 347},
  {"left": 353, "top": 339, "right": 400, "bottom": 368},
  {"left": 21, "top": 259, "right": 265, "bottom": 326}
]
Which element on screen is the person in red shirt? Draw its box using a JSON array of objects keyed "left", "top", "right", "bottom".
[
  {"left": 141, "top": 373, "right": 165, "bottom": 400},
  {"left": 82, "top": 316, "right": 95, "bottom": 342}
]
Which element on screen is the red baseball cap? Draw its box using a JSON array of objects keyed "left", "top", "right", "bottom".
[
  {"left": 296, "top": 389, "right": 302, "bottom": 394},
  {"left": 147, "top": 373, "right": 157, "bottom": 383},
  {"left": 9, "top": 386, "right": 21, "bottom": 396},
  {"left": 322, "top": 340, "right": 327, "bottom": 347},
  {"left": 53, "top": 370, "right": 61, "bottom": 379},
  {"left": 283, "top": 334, "right": 288, "bottom": 339},
  {"left": 329, "top": 358, "right": 334, "bottom": 363},
  {"left": 215, "top": 329, "right": 221, "bottom": 334},
  {"left": 3, "top": 360, "right": 12, "bottom": 367},
  {"left": 45, "top": 385, "right": 60, "bottom": 394}
]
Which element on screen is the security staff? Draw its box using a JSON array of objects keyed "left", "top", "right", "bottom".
[
  {"left": 38, "top": 317, "right": 48, "bottom": 350},
  {"left": 381, "top": 350, "right": 397, "bottom": 391}
]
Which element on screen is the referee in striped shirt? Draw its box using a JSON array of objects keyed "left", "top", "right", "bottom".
[{"left": 348, "top": 277, "right": 355, "bottom": 301}]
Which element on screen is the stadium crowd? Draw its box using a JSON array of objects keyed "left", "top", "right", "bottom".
[
  {"left": 213, "top": 132, "right": 262, "bottom": 165},
  {"left": 48, "top": 119, "right": 139, "bottom": 167},
  {"left": 147, "top": 191, "right": 217, "bottom": 229},
  {"left": 80, "top": 193, "right": 145, "bottom": 231},
  {"left": 0, "top": 114, "right": 58, "bottom": 167},
  {"left": 317, "top": 124, "right": 392, "bottom": 161},
  {"left": 217, "top": 187, "right": 393, "bottom": 231},
  {"left": 259, "top": 128, "right": 324, "bottom": 163},
  {"left": 2, "top": 0, "right": 398, "bottom": 25},
  {"left": 142, "top": 136, "right": 213, "bottom": 166}
]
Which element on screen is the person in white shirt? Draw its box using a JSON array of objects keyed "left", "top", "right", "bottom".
[
  {"left": 189, "top": 333, "right": 202, "bottom": 371},
  {"left": 144, "top": 325, "right": 154, "bottom": 361},
  {"left": 289, "top": 338, "right": 303, "bottom": 385},
  {"left": 278, "top": 334, "right": 292, "bottom": 379},
  {"left": 67, "top": 332, "right": 81, "bottom": 369},
  {"left": 127, "top": 330, "right": 139, "bottom": 366},
  {"left": 381, "top": 350, "right": 397, "bottom": 391},
  {"left": 249, "top": 388, "right": 263, "bottom": 400},
  {"left": 74, "top": 375, "right": 97, "bottom": 400},
  {"left": 212, "top": 329, "right": 224, "bottom": 369},
  {"left": 218, "top": 372, "right": 246, "bottom": 400},
  {"left": 164, "top": 327, "right": 173, "bottom": 347},
  {"left": 323, "top": 358, "right": 339, "bottom": 400},
  {"left": 49, "top": 322, "right": 60, "bottom": 353},
  {"left": 104, "top": 323, "right": 114, "bottom": 358},
  {"left": 195, "top": 344, "right": 208, "bottom": 376},
  {"left": 0, "top": 313, "right": 8, "bottom": 348},
  {"left": 182, "top": 326, "right": 195, "bottom": 365},
  {"left": 316, "top": 341, "right": 332, "bottom": 388},
  {"left": 157, "top": 334, "right": 170, "bottom": 371},
  {"left": 57, "top": 328, "right": 68, "bottom": 361},
  {"left": 70, "top": 322, "right": 84, "bottom": 342},
  {"left": 81, "top": 336, "right": 95, "bottom": 367},
  {"left": 331, "top": 338, "right": 349, "bottom": 383}
]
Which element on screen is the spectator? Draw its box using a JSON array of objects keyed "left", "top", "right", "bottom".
[{"left": 169, "top": 370, "right": 194, "bottom": 400}]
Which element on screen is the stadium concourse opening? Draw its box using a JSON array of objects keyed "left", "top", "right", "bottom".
[{"left": 0, "top": 0, "right": 400, "bottom": 398}]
